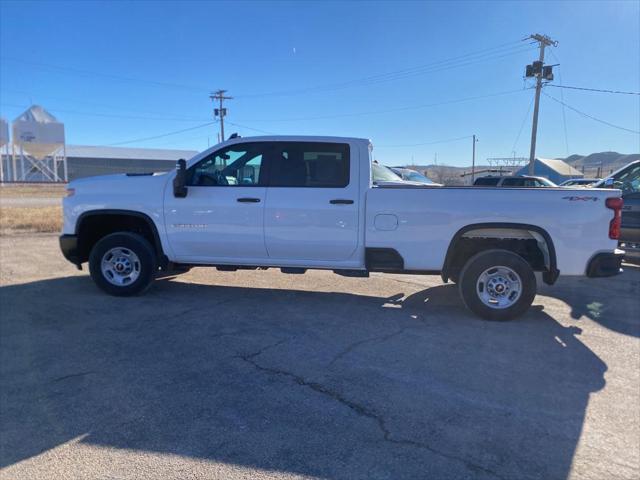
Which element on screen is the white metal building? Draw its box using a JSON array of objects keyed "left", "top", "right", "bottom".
[
  {"left": 62, "top": 145, "right": 198, "bottom": 180},
  {"left": 1, "top": 144, "right": 198, "bottom": 182},
  {"left": 514, "top": 158, "right": 584, "bottom": 184}
]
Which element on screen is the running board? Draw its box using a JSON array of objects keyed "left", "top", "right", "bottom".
[{"left": 280, "top": 267, "right": 307, "bottom": 274}]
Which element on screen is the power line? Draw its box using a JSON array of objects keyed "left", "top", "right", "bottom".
[
  {"left": 548, "top": 51, "right": 570, "bottom": 155},
  {"left": 237, "top": 87, "right": 533, "bottom": 123},
  {"left": 511, "top": 94, "right": 535, "bottom": 154},
  {"left": 0, "top": 88, "right": 208, "bottom": 119},
  {"left": 375, "top": 135, "right": 472, "bottom": 148},
  {"left": 238, "top": 46, "right": 535, "bottom": 98},
  {"left": 108, "top": 121, "right": 217, "bottom": 146},
  {"left": 3, "top": 88, "right": 531, "bottom": 125},
  {"left": 547, "top": 84, "right": 640, "bottom": 95},
  {"left": 0, "top": 101, "right": 209, "bottom": 123},
  {"left": 1, "top": 41, "right": 531, "bottom": 101},
  {"left": 542, "top": 91, "right": 640, "bottom": 134},
  {"left": 0, "top": 56, "right": 208, "bottom": 93},
  {"left": 225, "top": 120, "right": 277, "bottom": 135},
  {"left": 235, "top": 40, "right": 531, "bottom": 98}
]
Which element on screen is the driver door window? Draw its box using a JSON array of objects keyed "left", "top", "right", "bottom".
[{"left": 188, "top": 144, "right": 267, "bottom": 186}]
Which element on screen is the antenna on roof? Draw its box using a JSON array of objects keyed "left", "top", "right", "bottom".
[{"left": 229, "top": 133, "right": 240, "bottom": 139}]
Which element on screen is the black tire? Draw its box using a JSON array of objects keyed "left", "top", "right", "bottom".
[
  {"left": 89, "top": 232, "right": 157, "bottom": 296},
  {"left": 458, "top": 249, "right": 536, "bottom": 321}
]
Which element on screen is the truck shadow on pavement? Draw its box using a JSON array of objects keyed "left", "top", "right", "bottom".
[
  {"left": 0, "top": 275, "right": 612, "bottom": 479},
  {"left": 538, "top": 265, "right": 640, "bottom": 338}
]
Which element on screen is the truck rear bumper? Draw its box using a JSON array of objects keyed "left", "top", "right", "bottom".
[
  {"left": 619, "top": 240, "right": 640, "bottom": 263},
  {"left": 586, "top": 250, "right": 625, "bottom": 277},
  {"left": 60, "top": 234, "right": 82, "bottom": 268}
]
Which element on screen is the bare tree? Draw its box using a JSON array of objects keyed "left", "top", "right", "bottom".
[{"left": 426, "top": 165, "right": 464, "bottom": 186}]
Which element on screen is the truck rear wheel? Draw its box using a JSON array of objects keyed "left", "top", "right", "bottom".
[
  {"left": 458, "top": 249, "right": 536, "bottom": 321},
  {"left": 89, "top": 232, "right": 157, "bottom": 296}
]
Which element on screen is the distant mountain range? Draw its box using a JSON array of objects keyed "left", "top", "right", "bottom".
[
  {"left": 402, "top": 151, "right": 638, "bottom": 183},
  {"left": 561, "top": 152, "right": 639, "bottom": 173}
]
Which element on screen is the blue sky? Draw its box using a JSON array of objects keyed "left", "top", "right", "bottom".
[{"left": 0, "top": 0, "right": 638, "bottom": 166}]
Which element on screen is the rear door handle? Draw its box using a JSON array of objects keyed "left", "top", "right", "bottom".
[
  {"left": 329, "top": 199, "right": 354, "bottom": 205},
  {"left": 237, "top": 197, "right": 261, "bottom": 203}
]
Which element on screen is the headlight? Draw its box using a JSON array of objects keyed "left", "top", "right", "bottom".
[{"left": 66, "top": 188, "right": 75, "bottom": 197}]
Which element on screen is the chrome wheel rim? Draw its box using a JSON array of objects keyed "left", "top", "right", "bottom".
[
  {"left": 101, "top": 247, "right": 141, "bottom": 286},
  {"left": 476, "top": 266, "right": 522, "bottom": 309}
]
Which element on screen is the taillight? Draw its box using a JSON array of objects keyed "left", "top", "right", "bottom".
[{"left": 605, "top": 197, "right": 623, "bottom": 240}]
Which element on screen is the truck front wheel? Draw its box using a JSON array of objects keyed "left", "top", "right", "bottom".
[
  {"left": 458, "top": 249, "right": 536, "bottom": 321},
  {"left": 89, "top": 232, "right": 157, "bottom": 296}
]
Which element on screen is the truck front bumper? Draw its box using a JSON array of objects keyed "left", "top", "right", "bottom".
[
  {"left": 586, "top": 249, "right": 625, "bottom": 278},
  {"left": 60, "top": 234, "right": 82, "bottom": 268}
]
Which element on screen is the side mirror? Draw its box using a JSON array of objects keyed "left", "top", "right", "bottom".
[
  {"left": 604, "top": 177, "right": 614, "bottom": 188},
  {"left": 173, "top": 159, "right": 188, "bottom": 198}
]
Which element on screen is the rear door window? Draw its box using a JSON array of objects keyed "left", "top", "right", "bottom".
[{"left": 269, "top": 142, "right": 350, "bottom": 187}]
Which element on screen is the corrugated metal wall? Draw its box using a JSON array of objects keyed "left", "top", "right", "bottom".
[{"left": 1, "top": 154, "right": 174, "bottom": 181}]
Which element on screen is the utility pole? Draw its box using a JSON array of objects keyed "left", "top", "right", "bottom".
[
  {"left": 471, "top": 134, "right": 478, "bottom": 182},
  {"left": 209, "top": 89, "right": 233, "bottom": 142},
  {"left": 525, "top": 34, "right": 557, "bottom": 174}
]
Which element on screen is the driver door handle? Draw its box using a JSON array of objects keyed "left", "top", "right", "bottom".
[
  {"left": 237, "top": 197, "right": 261, "bottom": 203},
  {"left": 329, "top": 199, "right": 354, "bottom": 205}
]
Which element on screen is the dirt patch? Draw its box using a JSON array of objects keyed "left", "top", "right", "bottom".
[
  {"left": 0, "top": 206, "right": 62, "bottom": 234},
  {"left": 0, "top": 184, "right": 67, "bottom": 199}
]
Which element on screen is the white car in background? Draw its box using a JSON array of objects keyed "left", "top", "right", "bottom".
[
  {"left": 559, "top": 178, "right": 601, "bottom": 187},
  {"left": 390, "top": 167, "right": 442, "bottom": 186}
]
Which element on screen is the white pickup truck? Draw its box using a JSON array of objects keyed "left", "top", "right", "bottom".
[{"left": 60, "top": 136, "right": 624, "bottom": 320}]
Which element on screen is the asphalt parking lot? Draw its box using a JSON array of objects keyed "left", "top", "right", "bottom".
[{"left": 1, "top": 233, "right": 639, "bottom": 480}]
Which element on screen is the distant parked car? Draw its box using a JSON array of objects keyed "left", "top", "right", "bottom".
[
  {"left": 559, "top": 178, "right": 601, "bottom": 187},
  {"left": 473, "top": 175, "right": 557, "bottom": 188},
  {"left": 390, "top": 167, "right": 442, "bottom": 186},
  {"left": 371, "top": 163, "right": 406, "bottom": 183}
]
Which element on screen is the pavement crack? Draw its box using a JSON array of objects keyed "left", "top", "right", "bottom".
[
  {"left": 241, "top": 339, "right": 290, "bottom": 361},
  {"left": 238, "top": 343, "right": 507, "bottom": 480},
  {"left": 52, "top": 371, "right": 97, "bottom": 382},
  {"left": 328, "top": 328, "right": 407, "bottom": 366}
]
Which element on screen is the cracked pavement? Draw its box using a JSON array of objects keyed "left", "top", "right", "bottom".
[{"left": 1, "top": 234, "right": 639, "bottom": 479}]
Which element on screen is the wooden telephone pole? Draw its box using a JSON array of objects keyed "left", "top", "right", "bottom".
[
  {"left": 210, "top": 90, "right": 233, "bottom": 142},
  {"left": 471, "top": 134, "right": 478, "bottom": 183},
  {"left": 526, "top": 34, "right": 557, "bottom": 175}
]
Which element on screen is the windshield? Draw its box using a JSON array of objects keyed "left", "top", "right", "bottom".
[
  {"left": 615, "top": 164, "right": 640, "bottom": 195},
  {"left": 406, "top": 170, "right": 437, "bottom": 184},
  {"left": 372, "top": 163, "right": 403, "bottom": 183},
  {"left": 536, "top": 177, "right": 557, "bottom": 187}
]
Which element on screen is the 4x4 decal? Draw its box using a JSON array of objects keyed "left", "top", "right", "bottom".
[{"left": 562, "top": 196, "right": 599, "bottom": 202}]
